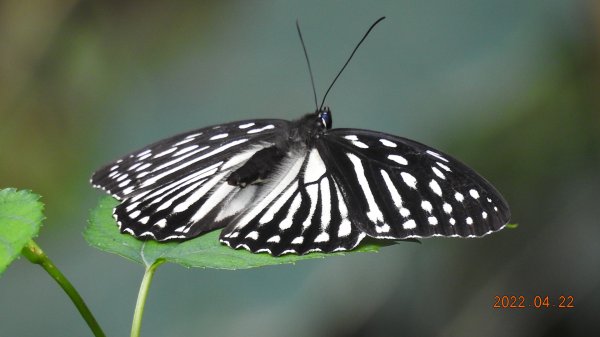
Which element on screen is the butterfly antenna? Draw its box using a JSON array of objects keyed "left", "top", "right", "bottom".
[
  {"left": 319, "top": 16, "right": 385, "bottom": 111},
  {"left": 296, "top": 20, "right": 319, "bottom": 111}
]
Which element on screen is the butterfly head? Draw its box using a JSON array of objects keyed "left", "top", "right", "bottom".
[{"left": 317, "top": 107, "right": 333, "bottom": 130}]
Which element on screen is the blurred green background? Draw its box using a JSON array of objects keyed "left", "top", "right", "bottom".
[{"left": 1, "top": 1, "right": 599, "bottom": 336}]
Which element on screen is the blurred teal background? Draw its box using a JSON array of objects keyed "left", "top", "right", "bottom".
[{"left": 1, "top": 1, "right": 599, "bottom": 336}]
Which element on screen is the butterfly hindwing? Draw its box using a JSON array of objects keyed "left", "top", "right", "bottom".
[
  {"left": 91, "top": 119, "right": 290, "bottom": 240},
  {"left": 317, "top": 129, "right": 510, "bottom": 239},
  {"left": 219, "top": 149, "right": 366, "bottom": 255}
]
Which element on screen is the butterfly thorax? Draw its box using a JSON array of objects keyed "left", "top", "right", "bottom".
[{"left": 226, "top": 109, "right": 330, "bottom": 188}]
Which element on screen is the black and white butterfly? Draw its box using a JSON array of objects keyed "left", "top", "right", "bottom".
[{"left": 91, "top": 18, "right": 510, "bottom": 256}]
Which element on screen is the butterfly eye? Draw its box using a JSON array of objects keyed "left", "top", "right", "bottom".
[{"left": 319, "top": 109, "right": 332, "bottom": 129}]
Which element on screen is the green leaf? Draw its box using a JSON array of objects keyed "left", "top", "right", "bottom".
[
  {"left": 85, "top": 197, "right": 383, "bottom": 270},
  {"left": 506, "top": 223, "right": 519, "bottom": 229},
  {"left": 0, "top": 188, "right": 45, "bottom": 276}
]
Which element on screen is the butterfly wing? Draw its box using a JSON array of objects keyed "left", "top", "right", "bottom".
[
  {"left": 219, "top": 149, "right": 366, "bottom": 256},
  {"left": 91, "top": 119, "right": 290, "bottom": 240},
  {"left": 317, "top": 129, "right": 511, "bottom": 239}
]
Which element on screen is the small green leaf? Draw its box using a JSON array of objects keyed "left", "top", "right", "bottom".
[
  {"left": 85, "top": 197, "right": 383, "bottom": 270},
  {"left": 506, "top": 223, "right": 519, "bottom": 229},
  {"left": 0, "top": 188, "right": 45, "bottom": 276}
]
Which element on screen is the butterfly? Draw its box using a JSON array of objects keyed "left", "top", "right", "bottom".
[{"left": 91, "top": 17, "right": 510, "bottom": 256}]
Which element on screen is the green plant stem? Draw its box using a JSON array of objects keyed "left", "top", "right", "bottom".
[
  {"left": 21, "top": 240, "right": 106, "bottom": 337},
  {"left": 131, "top": 259, "right": 164, "bottom": 337}
]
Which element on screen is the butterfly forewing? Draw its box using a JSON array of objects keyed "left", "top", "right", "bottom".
[
  {"left": 91, "top": 119, "right": 290, "bottom": 240},
  {"left": 318, "top": 129, "right": 510, "bottom": 240},
  {"left": 219, "top": 149, "right": 366, "bottom": 255}
]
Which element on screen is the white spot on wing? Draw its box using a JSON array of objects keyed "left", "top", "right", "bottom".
[
  {"left": 245, "top": 231, "right": 259, "bottom": 240},
  {"left": 379, "top": 139, "right": 397, "bottom": 147},
  {"left": 344, "top": 135, "right": 358, "bottom": 141},
  {"left": 402, "top": 219, "right": 417, "bottom": 229},
  {"left": 421, "top": 200, "right": 433, "bottom": 213},
  {"left": 455, "top": 192, "right": 464, "bottom": 202},
  {"left": 347, "top": 153, "right": 385, "bottom": 224},
  {"left": 304, "top": 149, "right": 327, "bottom": 183},
  {"left": 128, "top": 163, "right": 142, "bottom": 171},
  {"left": 466, "top": 217, "right": 473, "bottom": 225},
  {"left": 118, "top": 179, "right": 131, "bottom": 187},
  {"left": 154, "top": 219, "right": 167, "bottom": 228},
  {"left": 335, "top": 184, "right": 352, "bottom": 237},
  {"left": 292, "top": 236, "right": 304, "bottom": 244},
  {"left": 302, "top": 184, "right": 319, "bottom": 229},
  {"left": 401, "top": 172, "right": 417, "bottom": 189},
  {"left": 314, "top": 232, "right": 330, "bottom": 242},
  {"left": 279, "top": 193, "right": 302, "bottom": 230},
  {"left": 432, "top": 167, "right": 446, "bottom": 179},
  {"left": 443, "top": 203, "right": 452, "bottom": 214},
  {"left": 338, "top": 219, "right": 352, "bottom": 237},
  {"left": 239, "top": 122, "right": 255, "bottom": 129},
  {"left": 320, "top": 179, "right": 331, "bottom": 229},
  {"left": 174, "top": 145, "right": 199, "bottom": 156},
  {"left": 267, "top": 235, "right": 280, "bottom": 243},
  {"left": 428, "top": 216, "right": 438, "bottom": 225},
  {"left": 400, "top": 208, "right": 411, "bottom": 217},
  {"left": 429, "top": 179, "right": 442, "bottom": 196},
  {"left": 381, "top": 170, "right": 411, "bottom": 219},
  {"left": 375, "top": 224, "right": 391, "bottom": 233},
  {"left": 136, "top": 163, "right": 151, "bottom": 172},
  {"left": 469, "top": 189, "right": 480, "bottom": 199},
  {"left": 381, "top": 170, "right": 402, "bottom": 208},
  {"left": 247, "top": 125, "right": 275, "bottom": 134},
  {"left": 139, "top": 153, "right": 152, "bottom": 161},
  {"left": 426, "top": 150, "right": 449, "bottom": 162},
  {"left": 388, "top": 155, "right": 408, "bottom": 165},
  {"left": 352, "top": 141, "right": 369, "bottom": 148},
  {"left": 175, "top": 138, "right": 195, "bottom": 146},
  {"left": 185, "top": 132, "right": 202, "bottom": 139},
  {"left": 210, "top": 133, "right": 228, "bottom": 140},
  {"left": 436, "top": 162, "right": 451, "bottom": 172},
  {"left": 126, "top": 202, "right": 140, "bottom": 212},
  {"left": 137, "top": 149, "right": 151, "bottom": 157}
]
